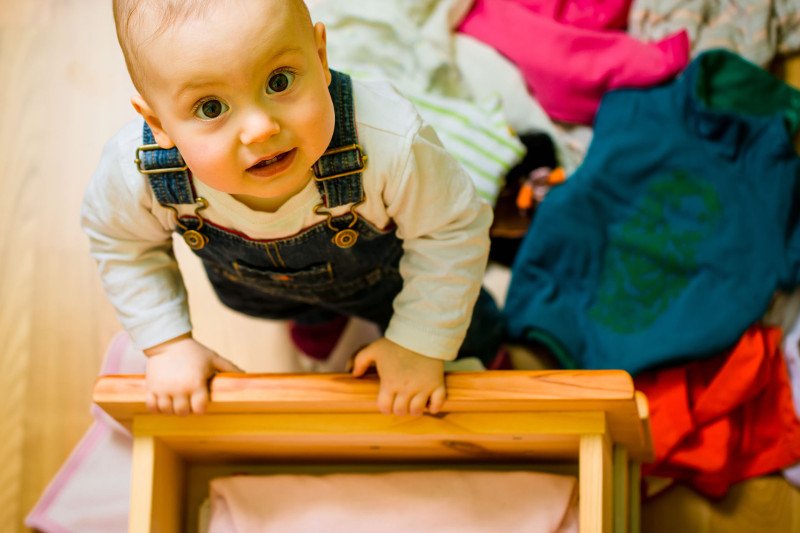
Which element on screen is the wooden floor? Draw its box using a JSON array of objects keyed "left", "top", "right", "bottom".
[{"left": 1, "top": 1, "right": 798, "bottom": 531}]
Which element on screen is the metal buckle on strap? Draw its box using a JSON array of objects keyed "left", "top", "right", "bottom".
[
  {"left": 134, "top": 143, "right": 189, "bottom": 175},
  {"left": 313, "top": 143, "right": 367, "bottom": 181}
]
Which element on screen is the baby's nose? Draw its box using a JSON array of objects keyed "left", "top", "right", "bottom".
[{"left": 240, "top": 111, "right": 280, "bottom": 145}]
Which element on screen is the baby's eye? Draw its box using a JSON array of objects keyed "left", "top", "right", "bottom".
[
  {"left": 194, "top": 99, "right": 229, "bottom": 120},
  {"left": 266, "top": 70, "right": 295, "bottom": 94}
]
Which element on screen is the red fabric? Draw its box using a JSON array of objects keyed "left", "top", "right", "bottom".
[
  {"left": 289, "top": 315, "right": 349, "bottom": 361},
  {"left": 636, "top": 326, "right": 800, "bottom": 497},
  {"left": 458, "top": 0, "right": 689, "bottom": 125}
]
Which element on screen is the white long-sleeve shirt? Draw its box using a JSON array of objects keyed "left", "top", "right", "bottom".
[{"left": 81, "top": 78, "right": 493, "bottom": 360}]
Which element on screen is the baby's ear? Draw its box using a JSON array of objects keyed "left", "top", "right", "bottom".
[
  {"left": 314, "top": 22, "right": 331, "bottom": 86},
  {"left": 130, "top": 94, "right": 175, "bottom": 149}
]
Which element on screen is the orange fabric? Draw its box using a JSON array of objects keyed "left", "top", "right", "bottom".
[{"left": 636, "top": 326, "right": 800, "bottom": 497}]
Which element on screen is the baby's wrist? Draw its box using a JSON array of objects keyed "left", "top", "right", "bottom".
[{"left": 143, "top": 331, "right": 193, "bottom": 357}]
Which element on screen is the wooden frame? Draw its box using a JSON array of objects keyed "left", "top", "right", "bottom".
[{"left": 93, "top": 370, "right": 653, "bottom": 533}]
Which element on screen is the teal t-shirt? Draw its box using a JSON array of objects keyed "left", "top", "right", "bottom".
[{"left": 506, "top": 49, "right": 800, "bottom": 374}]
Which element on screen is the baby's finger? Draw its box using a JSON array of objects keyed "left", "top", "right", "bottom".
[
  {"left": 351, "top": 350, "right": 376, "bottom": 378},
  {"left": 428, "top": 386, "right": 446, "bottom": 414},
  {"left": 156, "top": 394, "right": 174, "bottom": 415},
  {"left": 146, "top": 391, "right": 158, "bottom": 413},
  {"left": 345, "top": 344, "right": 370, "bottom": 372},
  {"left": 172, "top": 394, "right": 191, "bottom": 416},
  {"left": 408, "top": 392, "right": 429, "bottom": 416},
  {"left": 376, "top": 387, "right": 394, "bottom": 415},
  {"left": 392, "top": 394, "right": 410, "bottom": 416},
  {"left": 190, "top": 388, "right": 209, "bottom": 415}
]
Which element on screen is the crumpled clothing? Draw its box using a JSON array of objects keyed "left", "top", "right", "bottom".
[
  {"left": 504, "top": 50, "right": 800, "bottom": 374},
  {"left": 25, "top": 332, "right": 142, "bottom": 533},
  {"left": 309, "top": 0, "right": 525, "bottom": 203},
  {"left": 636, "top": 326, "right": 800, "bottom": 498},
  {"left": 629, "top": 0, "right": 800, "bottom": 67},
  {"left": 311, "top": 0, "right": 474, "bottom": 98},
  {"left": 458, "top": 0, "right": 689, "bottom": 124},
  {"left": 767, "top": 288, "right": 800, "bottom": 487}
]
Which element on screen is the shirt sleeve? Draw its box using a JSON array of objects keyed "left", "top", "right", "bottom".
[
  {"left": 382, "top": 121, "right": 493, "bottom": 360},
  {"left": 80, "top": 126, "right": 192, "bottom": 350}
]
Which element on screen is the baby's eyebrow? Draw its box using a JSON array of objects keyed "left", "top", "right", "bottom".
[
  {"left": 267, "top": 45, "right": 303, "bottom": 62},
  {"left": 175, "top": 80, "right": 217, "bottom": 101},
  {"left": 173, "top": 45, "right": 304, "bottom": 100}
]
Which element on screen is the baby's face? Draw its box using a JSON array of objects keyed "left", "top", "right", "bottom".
[{"left": 134, "top": 0, "right": 334, "bottom": 208}]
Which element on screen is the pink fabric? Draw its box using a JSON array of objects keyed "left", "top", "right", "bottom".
[
  {"left": 507, "top": 0, "right": 634, "bottom": 29},
  {"left": 25, "top": 332, "right": 142, "bottom": 533},
  {"left": 458, "top": 0, "right": 689, "bottom": 125},
  {"left": 209, "top": 471, "right": 578, "bottom": 533},
  {"left": 781, "top": 306, "right": 800, "bottom": 487}
]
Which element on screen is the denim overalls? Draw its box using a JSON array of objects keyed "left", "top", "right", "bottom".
[{"left": 136, "top": 70, "right": 504, "bottom": 364}]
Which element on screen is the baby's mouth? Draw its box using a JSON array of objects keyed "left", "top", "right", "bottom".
[{"left": 249, "top": 150, "right": 291, "bottom": 170}]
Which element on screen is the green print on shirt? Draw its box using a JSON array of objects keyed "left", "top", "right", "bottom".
[{"left": 588, "top": 171, "right": 723, "bottom": 333}]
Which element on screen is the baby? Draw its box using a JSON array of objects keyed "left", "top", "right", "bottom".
[{"left": 82, "top": 0, "right": 504, "bottom": 416}]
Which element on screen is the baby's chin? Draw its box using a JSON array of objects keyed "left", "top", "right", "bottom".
[{"left": 231, "top": 176, "right": 316, "bottom": 212}]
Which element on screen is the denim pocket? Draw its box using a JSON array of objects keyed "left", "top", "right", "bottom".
[
  {"left": 234, "top": 260, "right": 333, "bottom": 285},
  {"left": 229, "top": 260, "right": 389, "bottom": 303}
]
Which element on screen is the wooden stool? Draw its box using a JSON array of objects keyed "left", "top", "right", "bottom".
[{"left": 94, "top": 370, "right": 653, "bottom": 532}]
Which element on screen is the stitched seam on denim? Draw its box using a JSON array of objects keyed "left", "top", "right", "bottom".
[
  {"left": 178, "top": 214, "right": 387, "bottom": 249},
  {"left": 235, "top": 260, "right": 332, "bottom": 277},
  {"left": 141, "top": 122, "right": 196, "bottom": 205},
  {"left": 314, "top": 70, "right": 364, "bottom": 207},
  {"left": 263, "top": 243, "right": 278, "bottom": 268},
  {"left": 233, "top": 267, "right": 385, "bottom": 293},
  {"left": 271, "top": 242, "right": 287, "bottom": 267}
]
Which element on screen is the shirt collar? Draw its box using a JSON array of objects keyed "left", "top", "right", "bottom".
[{"left": 679, "top": 49, "right": 800, "bottom": 159}]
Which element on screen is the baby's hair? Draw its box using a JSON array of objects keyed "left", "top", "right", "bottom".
[{"left": 112, "top": 0, "right": 313, "bottom": 94}]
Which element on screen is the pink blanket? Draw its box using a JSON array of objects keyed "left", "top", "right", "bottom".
[
  {"left": 209, "top": 470, "right": 578, "bottom": 533},
  {"left": 458, "top": 0, "right": 689, "bottom": 125},
  {"left": 25, "top": 332, "right": 140, "bottom": 533}
]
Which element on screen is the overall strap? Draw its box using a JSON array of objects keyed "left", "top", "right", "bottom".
[
  {"left": 312, "top": 70, "right": 367, "bottom": 208},
  {"left": 135, "top": 124, "right": 197, "bottom": 205}
]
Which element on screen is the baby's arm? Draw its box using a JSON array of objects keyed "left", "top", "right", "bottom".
[
  {"left": 351, "top": 338, "right": 445, "bottom": 416},
  {"left": 358, "top": 118, "right": 493, "bottom": 415},
  {"left": 82, "top": 124, "right": 242, "bottom": 414},
  {"left": 144, "top": 333, "right": 242, "bottom": 415},
  {"left": 82, "top": 126, "right": 192, "bottom": 347}
]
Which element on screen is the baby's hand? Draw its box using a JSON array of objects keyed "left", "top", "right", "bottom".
[
  {"left": 143, "top": 333, "right": 243, "bottom": 415},
  {"left": 351, "top": 337, "right": 445, "bottom": 416}
]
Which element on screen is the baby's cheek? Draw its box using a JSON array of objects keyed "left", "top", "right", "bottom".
[
  {"left": 297, "top": 96, "right": 335, "bottom": 152},
  {"left": 181, "top": 143, "right": 234, "bottom": 182}
]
